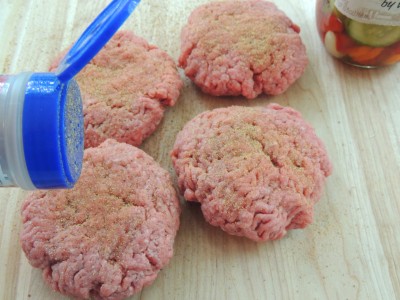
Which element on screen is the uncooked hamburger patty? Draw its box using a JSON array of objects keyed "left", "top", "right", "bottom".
[
  {"left": 20, "top": 139, "right": 181, "bottom": 300},
  {"left": 179, "top": 0, "right": 308, "bottom": 99},
  {"left": 171, "top": 104, "right": 332, "bottom": 241},
  {"left": 51, "top": 30, "right": 183, "bottom": 148}
]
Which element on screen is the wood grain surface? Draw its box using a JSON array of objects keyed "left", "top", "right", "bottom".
[{"left": 1, "top": 1, "right": 399, "bottom": 299}]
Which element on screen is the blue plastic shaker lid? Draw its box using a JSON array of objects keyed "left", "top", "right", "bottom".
[
  {"left": 23, "top": 74, "right": 84, "bottom": 189},
  {"left": 56, "top": 0, "right": 141, "bottom": 82}
]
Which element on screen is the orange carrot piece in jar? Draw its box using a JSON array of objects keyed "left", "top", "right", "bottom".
[
  {"left": 383, "top": 53, "right": 400, "bottom": 65},
  {"left": 348, "top": 46, "right": 384, "bottom": 63}
]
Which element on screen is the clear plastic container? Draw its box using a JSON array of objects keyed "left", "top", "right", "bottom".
[
  {"left": 316, "top": 0, "right": 400, "bottom": 67},
  {"left": 0, "top": 73, "right": 34, "bottom": 188}
]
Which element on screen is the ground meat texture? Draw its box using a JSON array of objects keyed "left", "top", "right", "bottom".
[
  {"left": 50, "top": 30, "right": 183, "bottom": 148},
  {"left": 179, "top": 0, "right": 308, "bottom": 99},
  {"left": 20, "top": 139, "right": 181, "bottom": 300},
  {"left": 171, "top": 104, "right": 332, "bottom": 242}
]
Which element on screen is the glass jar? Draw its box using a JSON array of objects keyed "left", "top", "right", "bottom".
[{"left": 316, "top": 0, "right": 400, "bottom": 67}]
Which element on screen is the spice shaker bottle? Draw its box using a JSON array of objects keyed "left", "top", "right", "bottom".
[
  {"left": 316, "top": 0, "right": 400, "bottom": 67},
  {"left": 0, "top": 73, "right": 82, "bottom": 189},
  {"left": 0, "top": 0, "right": 141, "bottom": 190}
]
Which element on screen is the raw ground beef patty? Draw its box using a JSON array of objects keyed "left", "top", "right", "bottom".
[
  {"left": 51, "top": 30, "right": 183, "bottom": 148},
  {"left": 171, "top": 104, "right": 332, "bottom": 241},
  {"left": 20, "top": 139, "right": 181, "bottom": 300},
  {"left": 179, "top": 0, "right": 308, "bottom": 99}
]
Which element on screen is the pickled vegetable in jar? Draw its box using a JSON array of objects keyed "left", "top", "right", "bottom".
[{"left": 316, "top": 0, "right": 400, "bottom": 67}]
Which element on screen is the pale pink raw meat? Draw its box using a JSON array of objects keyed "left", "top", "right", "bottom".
[
  {"left": 50, "top": 30, "right": 183, "bottom": 148},
  {"left": 171, "top": 104, "right": 332, "bottom": 241},
  {"left": 20, "top": 139, "right": 181, "bottom": 300},
  {"left": 179, "top": 0, "right": 308, "bottom": 99}
]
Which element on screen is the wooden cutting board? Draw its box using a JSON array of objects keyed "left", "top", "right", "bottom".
[{"left": 0, "top": 1, "right": 399, "bottom": 299}]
